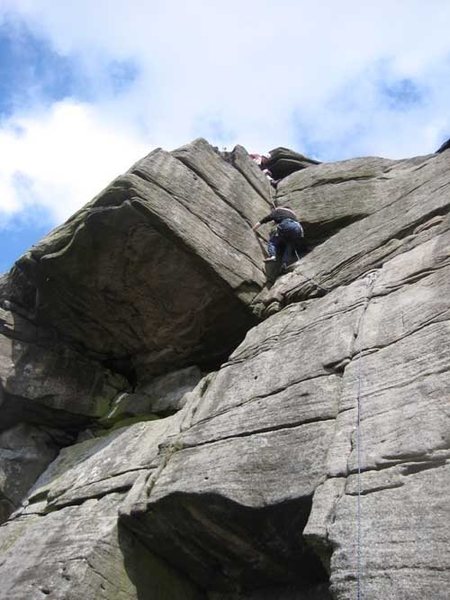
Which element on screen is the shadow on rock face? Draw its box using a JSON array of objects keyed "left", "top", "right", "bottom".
[
  {"left": 9, "top": 196, "right": 257, "bottom": 380},
  {"left": 121, "top": 492, "right": 330, "bottom": 595},
  {"left": 118, "top": 524, "right": 206, "bottom": 600}
]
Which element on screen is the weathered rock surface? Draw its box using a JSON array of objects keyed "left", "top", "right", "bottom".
[
  {"left": 0, "top": 423, "right": 58, "bottom": 523},
  {"left": 254, "top": 150, "right": 450, "bottom": 314},
  {"left": 0, "top": 493, "right": 203, "bottom": 600},
  {"left": 0, "top": 141, "right": 449, "bottom": 599},
  {"left": 0, "top": 323, "right": 127, "bottom": 425},
  {"left": 3, "top": 138, "right": 270, "bottom": 379},
  {"left": 104, "top": 365, "right": 203, "bottom": 422}
]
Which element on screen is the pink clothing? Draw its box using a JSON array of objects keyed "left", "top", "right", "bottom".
[{"left": 250, "top": 153, "right": 269, "bottom": 167}]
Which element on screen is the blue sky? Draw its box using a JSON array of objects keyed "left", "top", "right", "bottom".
[{"left": 1, "top": 0, "right": 450, "bottom": 273}]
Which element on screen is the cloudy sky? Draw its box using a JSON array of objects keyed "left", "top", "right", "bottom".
[{"left": 1, "top": 0, "right": 450, "bottom": 272}]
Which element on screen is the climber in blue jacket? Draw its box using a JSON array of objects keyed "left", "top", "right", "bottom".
[{"left": 252, "top": 206, "right": 306, "bottom": 269}]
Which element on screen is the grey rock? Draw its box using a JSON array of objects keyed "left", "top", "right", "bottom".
[
  {"left": 226, "top": 145, "right": 275, "bottom": 201},
  {"left": 0, "top": 331, "right": 128, "bottom": 425},
  {"left": 120, "top": 281, "right": 367, "bottom": 591},
  {"left": 26, "top": 417, "right": 181, "bottom": 511},
  {"left": 253, "top": 150, "right": 450, "bottom": 315},
  {"left": 5, "top": 138, "right": 269, "bottom": 379},
  {"left": 276, "top": 156, "right": 397, "bottom": 244},
  {"left": 1, "top": 142, "right": 449, "bottom": 599},
  {"left": 328, "top": 464, "right": 450, "bottom": 600},
  {"left": 105, "top": 365, "right": 203, "bottom": 422},
  {"left": 0, "top": 494, "right": 204, "bottom": 600},
  {"left": 303, "top": 234, "right": 450, "bottom": 598},
  {"left": 0, "top": 423, "right": 58, "bottom": 523}
]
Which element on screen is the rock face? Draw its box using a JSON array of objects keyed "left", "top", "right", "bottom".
[
  {"left": 6, "top": 139, "right": 268, "bottom": 379},
  {"left": 0, "top": 139, "right": 449, "bottom": 599}
]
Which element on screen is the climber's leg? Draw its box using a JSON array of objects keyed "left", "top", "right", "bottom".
[
  {"left": 265, "top": 231, "right": 283, "bottom": 262},
  {"left": 278, "top": 219, "right": 304, "bottom": 268}
]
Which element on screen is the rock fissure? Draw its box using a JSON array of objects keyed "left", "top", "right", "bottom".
[
  {"left": 45, "top": 483, "right": 134, "bottom": 511},
  {"left": 353, "top": 359, "right": 450, "bottom": 401},
  {"left": 372, "top": 264, "right": 450, "bottom": 298},
  {"left": 386, "top": 206, "right": 450, "bottom": 249},
  {"left": 347, "top": 312, "right": 450, "bottom": 360},
  {"left": 343, "top": 455, "right": 450, "bottom": 483},
  {"left": 43, "top": 468, "right": 151, "bottom": 505},
  {"left": 179, "top": 416, "right": 337, "bottom": 451},
  {"left": 84, "top": 556, "right": 131, "bottom": 593}
]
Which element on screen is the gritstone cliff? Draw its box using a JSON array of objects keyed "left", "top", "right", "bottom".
[{"left": 0, "top": 138, "right": 449, "bottom": 600}]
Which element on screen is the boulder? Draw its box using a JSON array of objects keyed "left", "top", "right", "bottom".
[
  {"left": 119, "top": 279, "right": 369, "bottom": 592},
  {"left": 266, "top": 147, "right": 320, "bottom": 180},
  {"left": 275, "top": 155, "right": 398, "bottom": 244},
  {"left": 0, "top": 414, "right": 206, "bottom": 599},
  {"left": 303, "top": 235, "right": 450, "bottom": 598},
  {"left": 0, "top": 327, "right": 128, "bottom": 429},
  {"left": 4, "top": 139, "right": 270, "bottom": 379}
]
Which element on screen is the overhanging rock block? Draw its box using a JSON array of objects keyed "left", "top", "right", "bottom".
[{"left": 5, "top": 139, "right": 271, "bottom": 379}]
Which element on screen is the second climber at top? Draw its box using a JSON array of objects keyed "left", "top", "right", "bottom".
[{"left": 252, "top": 206, "right": 306, "bottom": 270}]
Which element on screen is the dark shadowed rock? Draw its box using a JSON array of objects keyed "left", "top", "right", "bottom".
[
  {"left": 0, "top": 323, "right": 128, "bottom": 428},
  {"left": 0, "top": 423, "right": 58, "bottom": 523},
  {"left": 436, "top": 136, "right": 450, "bottom": 153},
  {"left": 103, "top": 366, "right": 204, "bottom": 423},
  {"left": 267, "top": 147, "right": 320, "bottom": 180}
]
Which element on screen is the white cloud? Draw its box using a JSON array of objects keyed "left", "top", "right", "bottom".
[
  {"left": 0, "top": 101, "right": 148, "bottom": 224},
  {"left": 1, "top": 0, "right": 450, "bottom": 231}
]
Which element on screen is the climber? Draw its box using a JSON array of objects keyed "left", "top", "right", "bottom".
[
  {"left": 252, "top": 206, "right": 306, "bottom": 269},
  {"left": 250, "top": 153, "right": 277, "bottom": 187},
  {"left": 249, "top": 153, "right": 269, "bottom": 167}
]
